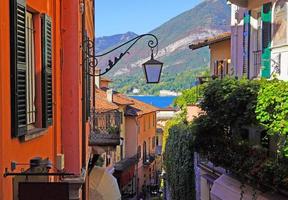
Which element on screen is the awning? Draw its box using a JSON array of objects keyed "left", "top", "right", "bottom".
[
  {"left": 211, "top": 174, "right": 287, "bottom": 200},
  {"left": 89, "top": 167, "right": 121, "bottom": 200},
  {"left": 114, "top": 156, "right": 137, "bottom": 188}
]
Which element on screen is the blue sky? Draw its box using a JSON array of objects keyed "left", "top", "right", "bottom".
[{"left": 95, "top": 0, "right": 202, "bottom": 37}]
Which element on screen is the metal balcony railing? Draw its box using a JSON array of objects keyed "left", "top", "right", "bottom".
[
  {"left": 93, "top": 111, "right": 122, "bottom": 134},
  {"left": 89, "top": 111, "right": 122, "bottom": 146}
]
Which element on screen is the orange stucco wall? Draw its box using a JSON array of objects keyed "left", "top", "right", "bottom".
[
  {"left": 187, "top": 105, "right": 203, "bottom": 122},
  {"left": 0, "top": 0, "right": 62, "bottom": 199},
  {"left": 61, "top": 0, "right": 94, "bottom": 175},
  {"left": 125, "top": 112, "right": 157, "bottom": 194},
  {"left": 137, "top": 112, "right": 157, "bottom": 193},
  {"left": 0, "top": 0, "right": 95, "bottom": 199},
  {"left": 125, "top": 117, "right": 139, "bottom": 158},
  {"left": 61, "top": 0, "right": 83, "bottom": 175}
]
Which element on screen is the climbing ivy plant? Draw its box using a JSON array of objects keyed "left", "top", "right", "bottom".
[{"left": 164, "top": 123, "right": 195, "bottom": 200}]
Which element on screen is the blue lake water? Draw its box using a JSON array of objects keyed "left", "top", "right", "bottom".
[{"left": 130, "top": 96, "right": 177, "bottom": 108}]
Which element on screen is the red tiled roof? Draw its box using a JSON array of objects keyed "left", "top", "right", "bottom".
[
  {"left": 125, "top": 98, "right": 159, "bottom": 116},
  {"left": 95, "top": 88, "right": 134, "bottom": 106},
  {"left": 95, "top": 92, "right": 119, "bottom": 113},
  {"left": 95, "top": 88, "right": 158, "bottom": 116},
  {"left": 101, "top": 77, "right": 112, "bottom": 82},
  {"left": 189, "top": 32, "right": 231, "bottom": 50}
]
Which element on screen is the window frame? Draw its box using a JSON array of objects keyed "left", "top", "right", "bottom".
[{"left": 10, "top": 0, "right": 53, "bottom": 138}]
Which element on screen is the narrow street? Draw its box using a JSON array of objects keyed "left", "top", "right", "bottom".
[{"left": 1, "top": 0, "right": 288, "bottom": 199}]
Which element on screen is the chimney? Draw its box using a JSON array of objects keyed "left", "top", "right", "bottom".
[
  {"left": 107, "top": 89, "right": 113, "bottom": 103},
  {"left": 95, "top": 67, "right": 101, "bottom": 88}
]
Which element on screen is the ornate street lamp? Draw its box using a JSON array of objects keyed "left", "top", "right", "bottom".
[
  {"left": 143, "top": 53, "right": 163, "bottom": 83},
  {"left": 85, "top": 34, "right": 163, "bottom": 83}
]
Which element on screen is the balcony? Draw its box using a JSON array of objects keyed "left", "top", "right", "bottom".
[
  {"left": 89, "top": 111, "right": 122, "bottom": 146},
  {"left": 143, "top": 154, "right": 156, "bottom": 166}
]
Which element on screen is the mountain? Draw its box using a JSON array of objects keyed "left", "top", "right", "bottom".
[
  {"left": 95, "top": 32, "right": 138, "bottom": 53},
  {"left": 96, "top": 0, "right": 231, "bottom": 95}
]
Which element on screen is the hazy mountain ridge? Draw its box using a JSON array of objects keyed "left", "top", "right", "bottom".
[
  {"left": 96, "top": 0, "right": 231, "bottom": 95},
  {"left": 95, "top": 32, "right": 138, "bottom": 53}
]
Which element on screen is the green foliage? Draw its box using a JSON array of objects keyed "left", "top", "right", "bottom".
[
  {"left": 198, "top": 78, "right": 288, "bottom": 155},
  {"left": 162, "top": 114, "right": 186, "bottom": 154},
  {"left": 194, "top": 115, "right": 288, "bottom": 190},
  {"left": 164, "top": 122, "right": 195, "bottom": 200},
  {"left": 107, "top": 126, "right": 120, "bottom": 134},
  {"left": 192, "top": 78, "right": 288, "bottom": 191},
  {"left": 174, "top": 84, "right": 205, "bottom": 110},
  {"left": 162, "top": 78, "right": 288, "bottom": 195},
  {"left": 200, "top": 78, "right": 260, "bottom": 127},
  {"left": 256, "top": 80, "right": 288, "bottom": 136}
]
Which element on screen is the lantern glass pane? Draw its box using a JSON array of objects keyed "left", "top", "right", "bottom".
[{"left": 145, "top": 64, "right": 162, "bottom": 83}]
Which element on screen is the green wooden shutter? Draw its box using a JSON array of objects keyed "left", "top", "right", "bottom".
[
  {"left": 84, "top": 32, "right": 90, "bottom": 121},
  {"left": 214, "top": 60, "right": 219, "bottom": 76},
  {"left": 243, "top": 11, "right": 251, "bottom": 78},
  {"left": 261, "top": 3, "right": 272, "bottom": 78},
  {"left": 10, "top": 0, "right": 27, "bottom": 137},
  {"left": 42, "top": 15, "right": 53, "bottom": 127},
  {"left": 86, "top": 65, "right": 91, "bottom": 120}
]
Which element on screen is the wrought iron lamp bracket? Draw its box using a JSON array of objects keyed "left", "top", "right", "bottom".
[{"left": 84, "top": 34, "right": 159, "bottom": 77}]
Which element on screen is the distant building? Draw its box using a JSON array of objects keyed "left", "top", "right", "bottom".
[
  {"left": 159, "top": 90, "right": 181, "bottom": 96},
  {"left": 132, "top": 88, "right": 140, "bottom": 94},
  {"left": 190, "top": 32, "right": 232, "bottom": 79},
  {"left": 125, "top": 98, "right": 159, "bottom": 197},
  {"left": 92, "top": 74, "right": 160, "bottom": 199},
  {"left": 230, "top": 0, "right": 288, "bottom": 80}
]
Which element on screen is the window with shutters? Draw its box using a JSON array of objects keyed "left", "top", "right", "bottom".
[
  {"left": 243, "top": 11, "right": 251, "bottom": 77},
  {"left": 148, "top": 115, "right": 151, "bottom": 129},
  {"left": 152, "top": 136, "right": 155, "bottom": 149},
  {"left": 143, "top": 141, "right": 147, "bottom": 163},
  {"left": 10, "top": 0, "right": 53, "bottom": 137},
  {"left": 144, "top": 116, "right": 146, "bottom": 131},
  {"left": 137, "top": 145, "right": 141, "bottom": 160}
]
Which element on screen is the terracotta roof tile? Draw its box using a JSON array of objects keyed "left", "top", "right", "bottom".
[
  {"left": 96, "top": 88, "right": 134, "bottom": 106},
  {"left": 101, "top": 77, "right": 112, "bottom": 82},
  {"left": 95, "top": 88, "right": 158, "bottom": 116},
  {"left": 189, "top": 32, "right": 231, "bottom": 50},
  {"left": 95, "top": 91, "right": 119, "bottom": 113},
  {"left": 125, "top": 98, "right": 159, "bottom": 116}
]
